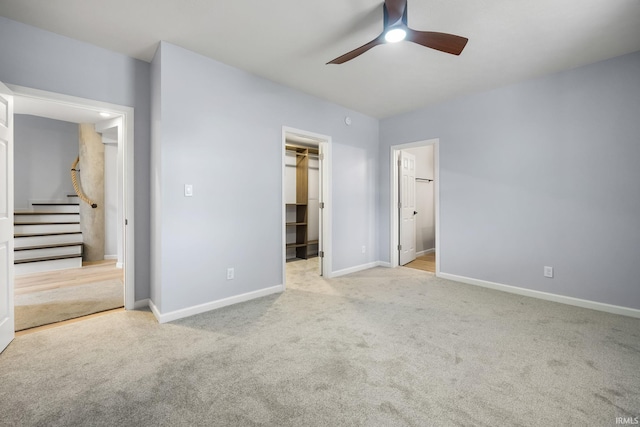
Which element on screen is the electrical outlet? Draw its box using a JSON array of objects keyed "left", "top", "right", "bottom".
[
  {"left": 227, "top": 267, "right": 234, "bottom": 280},
  {"left": 361, "top": 246, "right": 366, "bottom": 254},
  {"left": 544, "top": 266, "right": 553, "bottom": 278},
  {"left": 184, "top": 184, "right": 193, "bottom": 197}
]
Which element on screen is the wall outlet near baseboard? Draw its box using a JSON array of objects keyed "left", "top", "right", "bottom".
[
  {"left": 544, "top": 266, "right": 553, "bottom": 278},
  {"left": 361, "top": 246, "right": 366, "bottom": 254},
  {"left": 227, "top": 267, "right": 234, "bottom": 280}
]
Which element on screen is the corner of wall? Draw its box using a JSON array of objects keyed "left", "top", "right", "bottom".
[{"left": 149, "top": 41, "right": 163, "bottom": 312}]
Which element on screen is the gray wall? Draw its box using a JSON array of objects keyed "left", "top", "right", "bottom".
[
  {"left": 379, "top": 51, "right": 640, "bottom": 310},
  {"left": 14, "top": 115, "right": 77, "bottom": 210},
  {"left": 0, "top": 16, "right": 151, "bottom": 301},
  {"left": 151, "top": 42, "right": 379, "bottom": 314}
]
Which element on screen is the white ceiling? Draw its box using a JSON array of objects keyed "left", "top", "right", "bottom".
[{"left": 1, "top": 0, "right": 639, "bottom": 118}]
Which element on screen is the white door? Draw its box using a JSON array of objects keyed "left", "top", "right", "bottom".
[
  {"left": 399, "top": 150, "right": 416, "bottom": 265},
  {"left": 0, "top": 81, "right": 14, "bottom": 353}
]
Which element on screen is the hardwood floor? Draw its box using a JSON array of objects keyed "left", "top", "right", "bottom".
[
  {"left": 404, "top": 252, "right": 436, "bottom": 273},
  {"left": 16, "top": 308, "right": 125, "bottom": 337},
  {"left": 15, "top": 259, "right": 123, "bottom": 295},
  {"left": 15, "top": 260, "right": 124, "bottom": 334}
]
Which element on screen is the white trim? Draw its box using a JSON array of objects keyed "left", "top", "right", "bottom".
[
  {"left": 281, "top": 127, "right": 332, "bottom": 283},
  {"left": 149, "top": 285, "right": 284, "bottom": 324},
  {"left": 116, "top": 262, "right": 123, "bottom": 269},
  {"left": 438, "top": 272, "right": 640, "bottom": 319},
  {"left": 104, "top": 255, "right": 118, "bottom": 260},
  {"left": 332, "top": 262, "right": 380, "bottom": 278},
  {"left": 376, "top": 261, "right": 392, "bottom": 268},
  {"left": 96, "top": 117, "right": 125, "bottom": 269},
  {"left": 281, "top": 133, "right": 286, "bottom": 287},
  {"left": 390, "top": 139, "right": 440, "bottom": 274},
  {"left": 416, "top": 248, "right": 435, "bottom": 257},
  {"left": 8, "top": 84, "right": 136, "bottom": 311},
  {"left": 133, "top": 298, "right": 150, "bottom": 309},
  {"left": 148, "top": 299, "right": 161, "bottom": 321}
]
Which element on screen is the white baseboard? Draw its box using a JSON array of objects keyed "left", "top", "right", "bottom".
[
  {"left": 133, "top": 298, "right": 149, "bottom": 309},
  {"left": 416, "top": 248, "right": 435, "bottom": 257},
  {"left": 331, "top": 262, "right": 380, "bottom": 278},
  {"left": 149, "top": 285, "right": 284, "bottom": 323},
  {"left": 149, "top": 299, "right": 161, "bottom": 321},
  {"left": 438, "top": 272, "right": 640, "bottom": 319},
  {"left": 103, "top": 255, "right": 123, "bottom": 269},
  {"left": 376, "top": 261, "right": 392, "bottom": 268}
]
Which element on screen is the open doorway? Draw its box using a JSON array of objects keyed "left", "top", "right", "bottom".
[
  {"left": 390, "top": 139, "right": 440, "bottom": 274},
  {"left": 282, "top": 127, "right": 332, "bottom": 287},
  {"left": 8, "top": 85, "right": 135, "bottom": 332}
]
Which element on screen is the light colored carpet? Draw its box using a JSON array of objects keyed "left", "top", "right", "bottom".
[
  {"left": 1, "top": 259, "right": 638, "bottom": 426},
  {"left": 14, "top": 279, "right": 124, "bottom": 331}
]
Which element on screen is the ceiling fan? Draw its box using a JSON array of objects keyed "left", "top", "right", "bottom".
[{"left": 327, "top": 0, "right": 468, "bottom": 64}]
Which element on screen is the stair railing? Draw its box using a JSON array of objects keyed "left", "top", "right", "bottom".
[{"left": 71, "top": 156, "right": 98, "bottom": 208}]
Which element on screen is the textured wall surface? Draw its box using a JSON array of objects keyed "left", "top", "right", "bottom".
[{"left": 78, "top": 124, "right": 104, "bottom": 261}]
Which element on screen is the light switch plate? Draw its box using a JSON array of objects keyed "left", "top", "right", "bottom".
[{"left": 184, "top": 184, "right": 193, "bottom": 197}]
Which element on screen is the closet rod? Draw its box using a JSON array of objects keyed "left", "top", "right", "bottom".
[
  {"left": 415, "top": 177, "right": 433, "bottom": 182},
  {"left": 285, "top": 148, "right": 320, "bottom": 157}
]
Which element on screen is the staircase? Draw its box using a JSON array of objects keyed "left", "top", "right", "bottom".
[{"left": 14, "top": 195, "right": 83, "bottom": 275}]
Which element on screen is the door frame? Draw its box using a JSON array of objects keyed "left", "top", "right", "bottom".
[
  {"left": 9, "top": 85, "right": 136, "bottom": 310},
  {"left": 281, "top": 126, "right": 332, "bottom": 286},
  {"left": 390, "top": 139, "right": 440, "bottom": 273},
  {"left": 0, "top": 81, "right": 15, "bottom": 352}
]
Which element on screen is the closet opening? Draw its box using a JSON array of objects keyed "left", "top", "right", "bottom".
[
  {"left": 390, "top": 139, "right": 440, "bottom": 274},
  {"left": 282, "top": 127, "right": 332, "bottom": 287}
]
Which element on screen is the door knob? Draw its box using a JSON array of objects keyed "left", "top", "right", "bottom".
[{"left": 413, "top": 211, "right": 418, "bottom": 215}]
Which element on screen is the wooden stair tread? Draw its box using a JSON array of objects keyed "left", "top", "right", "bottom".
[
  {"left": 15, "top": 254, "right": 83, "bottom": 264},
  {"left": 30, "top": 203, "right": 80, "bottom": 206},
  {"left": 15, "top": 211, "right": 79, "bottom": 215},
  {"left": 14, "top": 222, "right": 80, "bottom": 225},
  {"left": 14, "top": 242, "right": 83, "bottom": 251},
  {"left": 286, "top": 222, "right": 307, "bottom": 226},
  {"left": 15, "top": 231, "right": 83, "bottom": 238}
]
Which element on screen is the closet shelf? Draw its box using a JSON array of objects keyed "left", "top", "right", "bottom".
[
  {"left": 286, "top": 243, "right": 308, "bottom": 249},
  {"left": 285, "top": 144, "right": 318, "bottom": 259}
]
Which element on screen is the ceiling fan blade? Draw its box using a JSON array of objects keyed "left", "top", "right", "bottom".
[
  {"left": 406, "top": 29, "right": 468, "bottom": 55},
  {"left": 327, "top": 35, "right": 385, "bottom": 64},
  {"left": 384, "top": 0, "right": 408, "bottom": 25}
]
